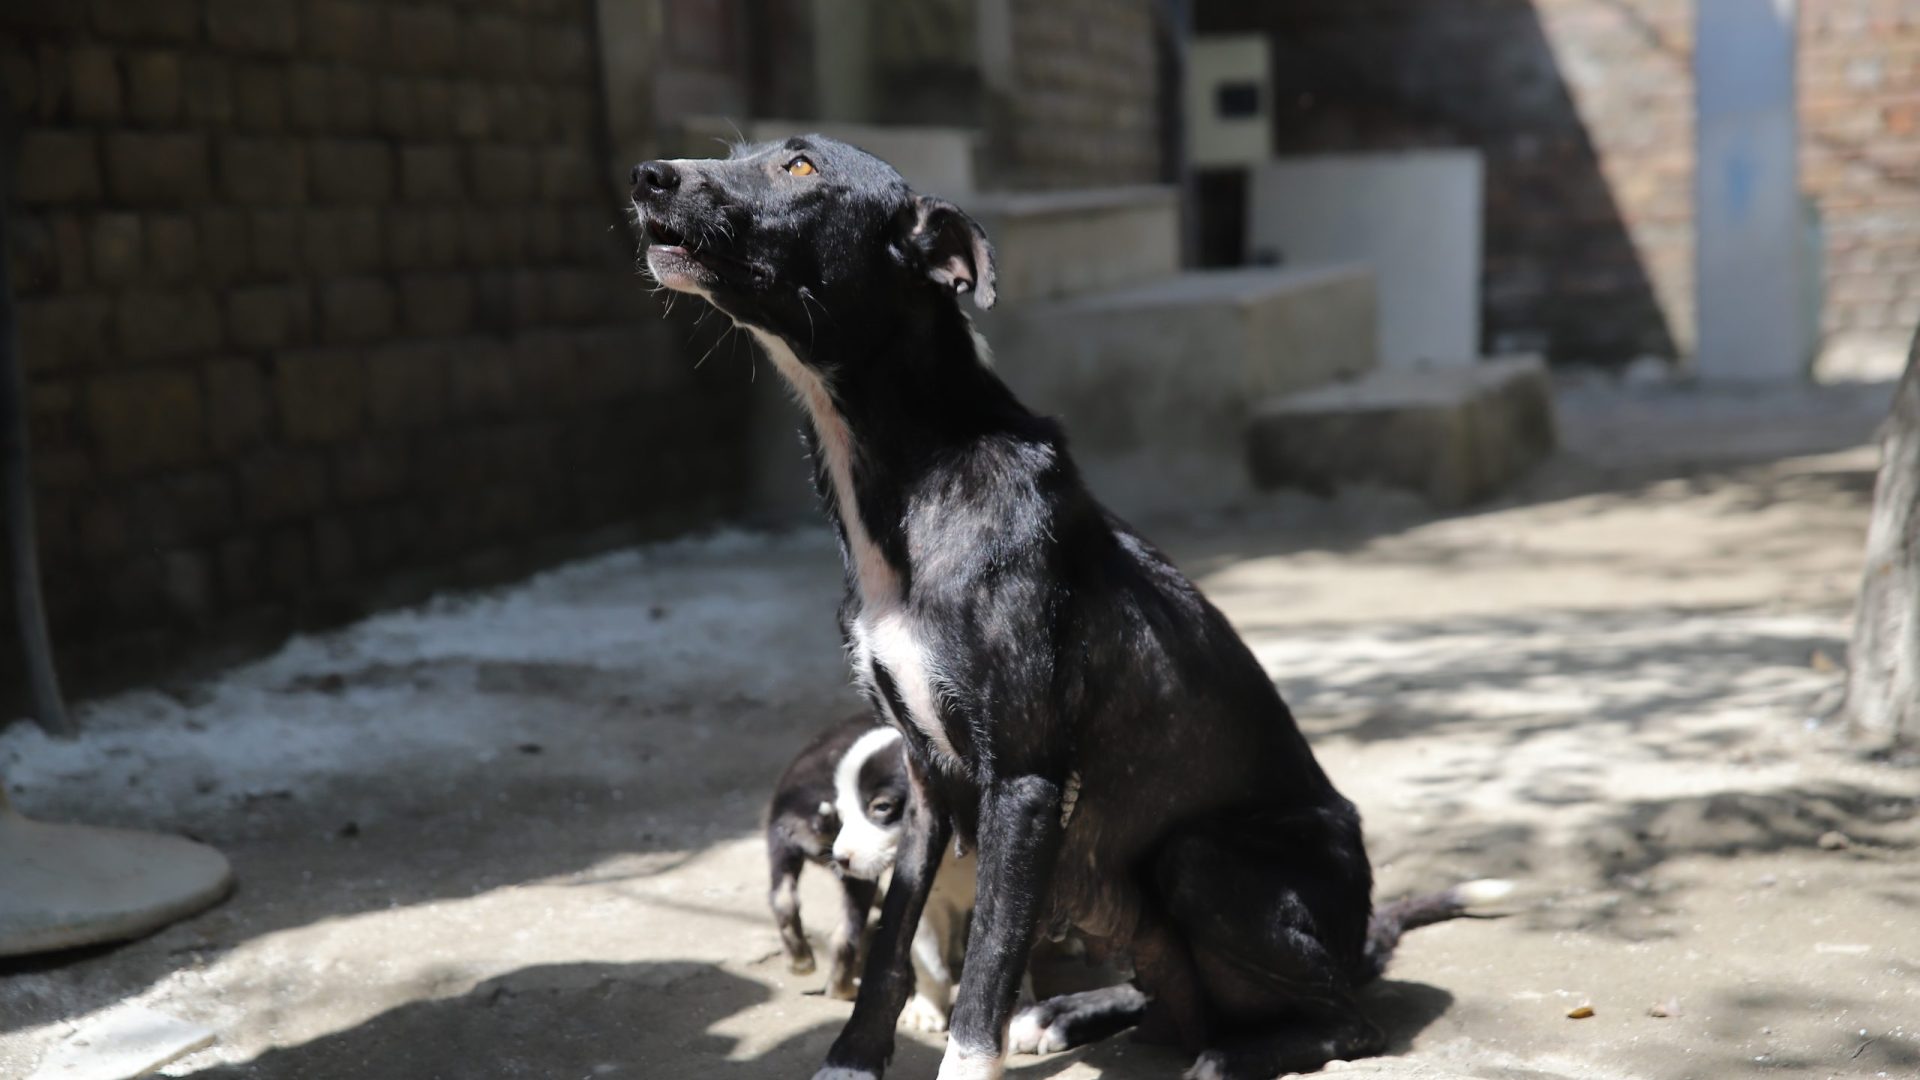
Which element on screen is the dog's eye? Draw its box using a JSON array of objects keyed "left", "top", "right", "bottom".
[
  {"left": 786, "top": 156, "right": 816, "bottom": 177},
  {"left": 868, "top": 799, "right": 894, "bottom": 817}
]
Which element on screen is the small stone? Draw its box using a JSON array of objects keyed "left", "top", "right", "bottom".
[
  {"left": 1649, "top": 997, "right": 1681, "bottom": 1018},
  {"left": 1567, "top": 1004, "right": 1595, "bottom": 1019},
  {"left": 1818, "top": 830, "right": 1851, "bottom": 851}
]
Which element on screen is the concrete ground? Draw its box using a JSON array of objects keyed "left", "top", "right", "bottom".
[{"left": 2, "top": 378, "right": 1916, "bottom": 1080}]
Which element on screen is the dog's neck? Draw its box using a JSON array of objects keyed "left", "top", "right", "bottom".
[{"left": 746, "top": 302, "right": 1033, "bottom": 611}]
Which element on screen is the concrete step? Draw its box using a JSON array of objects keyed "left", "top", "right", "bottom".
[
  {"left": 984, "top": 264, "right": 1379, "bottom": 516},
  {"left": 677, "top": 117, "right": 982, "bottom": 196},
  {"left": 1247, "top": 356, "right": 1557, "bottom": 509},
  {"left": 968, "top": 186, "right": 1180, "bottom": 304}
]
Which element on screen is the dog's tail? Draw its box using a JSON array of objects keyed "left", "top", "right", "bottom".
[{"left": 1359, "top": 879, "right": 1514, "bottom": 983}]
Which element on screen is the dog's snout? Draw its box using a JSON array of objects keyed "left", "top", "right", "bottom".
[
  {"left": 833, "top": 852, "right": 852, "bottom": 871},
  {"left": 631, "top": 160, "right": 679, "bottom": 199}
]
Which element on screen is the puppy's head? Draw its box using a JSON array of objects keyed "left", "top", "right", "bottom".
[
  {"left": 629, "top": 135, "right": 995, "bottom": 353},
  {"left": 829, "top": 725, "right": 909, "bottom": 881}
]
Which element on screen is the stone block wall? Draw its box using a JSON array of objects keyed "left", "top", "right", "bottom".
[
  {"left": 2, "top": 0, "right": 747, "bottom": 693},
  {"left": 998, "top": 0, "right": 1163, "bottom": 190},
  {"left": 1202, "top": 0, "right": 1920, "bottom": 367}
]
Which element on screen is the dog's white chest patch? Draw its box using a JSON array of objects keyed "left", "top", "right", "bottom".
[
  {"left": 851, "top": 606, "right": 960, "bottom": 765},
  {"left": 749, "top": 329, "right": 960, "bottom": 766}
]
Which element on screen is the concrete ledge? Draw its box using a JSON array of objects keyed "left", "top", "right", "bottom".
[
  {"left": 968, "top": 186, "right": 1179, "bottom": 304},
  {"left": 989, "top": 265, "right": 1378, "bottom": 515},
  {"left": 1248, "top": 356, "right": 1557, "bottom": 509}
]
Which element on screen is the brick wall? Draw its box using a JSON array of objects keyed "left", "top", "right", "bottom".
[
  {"left": 1202, "top": 0, "right": 1919, "bottom": 366},
  {"left": 2, "top": 0, "right": 747, "bottom": 693},
  {"left": 1801, "top": 0, "right": 1920, "bottom": 349},
  {"left": 998, "top": 0, "right": 1163, "bottom": 190}
]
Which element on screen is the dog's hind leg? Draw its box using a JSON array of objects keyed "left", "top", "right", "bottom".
[
  {"left": 1008, "top": 983, "right": 1150, "bottom": 1055},
  {"left": 826, "top": 875, "right": 878, "bottom": 999},
  {"left": 769, "top": 843, "right": 814, "bottom": 975}
]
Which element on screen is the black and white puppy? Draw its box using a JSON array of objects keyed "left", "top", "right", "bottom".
[
  {"left": 633, "top": 138, "right": 1506, "bottom": 1080},
  {"left": 768, "top": 715, "right": 977, "bottom": 1027}
]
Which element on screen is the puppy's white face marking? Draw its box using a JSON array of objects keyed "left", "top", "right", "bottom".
[
  {"left": 831, "top": 726, "right": 905, "bottom": 881},
  {"left": 938, "top": 1041, "right": 1006, "bottom": 1080},
  {"left": 751, "top": 329, "right": 961, "bottom": 769}
]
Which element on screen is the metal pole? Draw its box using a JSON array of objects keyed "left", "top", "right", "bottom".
[{"left": 0, "top": 108, "right": 74, "bottom": 737}]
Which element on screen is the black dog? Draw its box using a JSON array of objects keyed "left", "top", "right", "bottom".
[{"left": 632, "top": 137, "right": 1506, "bottom": 1080}]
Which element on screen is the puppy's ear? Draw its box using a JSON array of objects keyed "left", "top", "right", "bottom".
[{"left": 907, "top": 195, "right": 997, "bottom": 309}]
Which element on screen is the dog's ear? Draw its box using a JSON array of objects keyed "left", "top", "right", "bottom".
[{"left": 906, "top": 195, "right": 997, "bottom": 310}]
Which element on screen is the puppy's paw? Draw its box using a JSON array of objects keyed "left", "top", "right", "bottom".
[
  {"left": 1180, "top": 1053, "right": 1228, "bottom": 1080},
  {"left": 899, "top": 993, "right": 950, "bottom": 1033},
  {"left": 788, "top": 952, "right": 817, "bottom": 976},
  {"left": 1006, "top": 1004, "right": 1068, "bottom": 1055},
  {"left": 824, "top": 974, "right": 859, "bottom": 1001}
]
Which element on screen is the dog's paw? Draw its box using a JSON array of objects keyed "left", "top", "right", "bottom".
[
  {"left": 900, "top": 994, "right": 950, "bottom": 1033},
  {"left": 824, "top": 974, "right": 859, "bottom": 1001},
  {"left": 936, "top": 1041, "right": 1004, "bottom": 1079},
  {"left": 1180, "top": 1053, "right": 1228, "bottom": 1080},
  {"left": 1006, "top": 1004, "right": 1068, "bottom": 1055},
  {"left": 788, "top": 953, "right": 817, "bottom": 976}
]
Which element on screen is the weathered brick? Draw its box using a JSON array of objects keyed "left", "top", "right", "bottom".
[
  {"left": 114, "top": 289, "right": 222, "bottom": 362},
  {"left": 239, "top": 450, "right": 329, "bottom": 521},
  {"left": 219, "top": 137, "right": 307, "bottom": 204},
  {"left": 250, "top": 209, "right": 302, "bottom": 276},
  {"left": 205, "top": 358, "right": 270, "bottom": 451},
  {"left": 310, "top": 138, "right": 393, "bottom": 203},
  {"left": 389, "top": 6, "right": 461, "bottom": 73},
  {"left": 7, "top": 215, "right": 82, "bottom": 293},
  {"left": 68, "top": 46, "right": 122, "bottom": 122},
  {"left": 470, "top": 144, "right": 535, "bottom": 203},
  {"left": 88, "top": 0, "right": 198, "bottom": 42},
  {"left": 264, "top": 527, "right": 310, "bottom": 597},
  {"left": 328, "top": 66, "right": 375, "bottom": 132},
  {"left": 88, "top": 213, "right": 144, "bottom": 285},
  {"left": 413, "top": 78, "right": 453, "bottom": 133},
  {"left": 228, "top": 283, "right": 314, "bottom": 350},
  {"left": 463, "top": 14, "right": 528, "bottom": 76},
  {"left": 367, "top": 343, "right": 449, "bottom": 429},
  {"left": 198, "top": 209, "right": 250, "bottom": 283},
  {"left": 284, "top": 62, "right": 330, "bottom": 133},
  {"left": 87, "top": 369, "right": 206, "bottom": 475},
  {"left": 532, "top": 22, "right": 589, "bottom": 80},
  {"left": 161, "top": 549, "right": 215, "bottom": 619},
  {"left": 15, "top": 131, "right": 101, "bottom": 204},
  {"left": 234, "top": 63, "right": 288, "bottom": 131},
  {"left": 538, "top": 146, "right": 596, "bottom": 200},
  {"left": 183, "top": 54, "right": 234, "bottom": 125},
  {"left": 124, "top": 51, "right": 182, "bottom": 124},
  {"left": 16, "top": 296, "right": 112, "bottom": 371},
  {"left": 207, "top": 0, "right": 299, "bottom": 54},
  {"left": 400, "top": 273, "right": 476, "bottom": 335},
  {"left": 275, "top": 349, "right": 365, "bottom": 443},
  {"left": 306, "top": 1, "right": 386, "bottom": 63},
  {"left": 104, "top": 132, "right": 211, "bottom": 203},
  {"left": 375, "top": 76, "right": 418, "bottom": 138},
  {"left": 146, "top": 214, "right": 198, "bottom": 281},
  {"left": 300, "top": 208, "right": 382, "bottom": 274},
  {"left": 400, "top": 144, "right": 464, "bottom": 201},
  {"left": 312, "top": 516, "right": 357, "bottom": 583},
  {"left": 332, "top": 436, "right": 411, "bottom": 503},
  {"left": 319, "top": 277, "right": 397, "bottom": 342},
  {"left": 451, "top": 80, "right": 492, "bottom": 139},
  {"left": 215, "top": 535, "right": 262, "bottom": 605}
]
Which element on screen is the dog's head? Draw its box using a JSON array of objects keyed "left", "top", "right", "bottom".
[
  {"left": 829, "top": 725, "right": 910, "bottom": 881},
  {"left": 629, "top": 135, "right": 995, "bottom": 355}
]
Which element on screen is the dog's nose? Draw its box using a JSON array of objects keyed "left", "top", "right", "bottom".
[
  {"left": 833, "top": 853, "right": 852, "bottom": 872},
  {"left": 631, "top": 160, "right": 679, "bottom": 199}
]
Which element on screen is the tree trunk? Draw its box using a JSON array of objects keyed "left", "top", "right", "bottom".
[{"left": 1846, "top": 330, "right": 1920, "bottom": 747}]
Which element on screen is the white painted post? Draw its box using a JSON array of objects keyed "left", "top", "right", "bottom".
[{"left": 1695, "top": 0, "right": 1810, "bottom": 380}]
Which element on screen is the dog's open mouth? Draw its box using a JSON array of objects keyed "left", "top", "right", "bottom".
[
  {"left": 643, "top": 217, "right": 718, "bottom": 292},
  {"left": 645, "top": 219, "right": 688, "bottom": 252}
]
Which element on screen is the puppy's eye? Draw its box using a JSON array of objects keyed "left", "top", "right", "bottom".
[
  {"left": 868, "top": 799, "right": 895, "bottom": 817},
  {"left": 786, "top": 156, "right": 816, "bottom": 177}
]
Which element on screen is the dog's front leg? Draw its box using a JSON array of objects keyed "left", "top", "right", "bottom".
[
  {"left": 815, "top": 786, "right": 952, "bottom": 1080},
  {"left": 940, "top": 774, "right": 1064, "bottom": 1080}
]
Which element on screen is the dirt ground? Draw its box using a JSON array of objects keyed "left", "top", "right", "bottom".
[{"left": 3, "top": 378, "right": 1916, "bottom": 1080}]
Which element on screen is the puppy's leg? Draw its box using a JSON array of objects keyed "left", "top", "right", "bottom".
[
  {"left": 940, "top": 774, "right": 1065, "bottom": 1080},
  {"left": 815, "top": 788, "right": 953, "bottom": 1080},
  {"left": 769, "top": 842, "right": 813, "bottom": 975},
  {"left": 901, "top": 887, "right": 955, "bottom": 1031},
  {"left": 826, "top": 874, "right": 878, "bottom": 1000}
]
